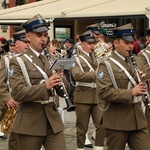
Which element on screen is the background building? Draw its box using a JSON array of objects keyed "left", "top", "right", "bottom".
[
  {"left": 0, "top": 0, "right": 41, "bottom": 38},
  {"left": 0, "top": 0, "right": 149, "bottom": 45}
]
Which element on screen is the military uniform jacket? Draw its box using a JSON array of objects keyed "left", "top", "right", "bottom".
[
  {"left": 0, "top": 54, "right": 14, "bottom": 115},
  {"left": 9, "top": 48, "right": 64, "bottom": 136},
  {"left": 71, "top": 51, "right": 98, "bottom": 104},
  {"left": 0, "top": 58, "right": 11, "bottom": 105},
  {"left": 97, "top": 51, "right": 148, "bottom": 131},
  {"left": 138, "top": 45, "right": 150, "bottom": 74}
]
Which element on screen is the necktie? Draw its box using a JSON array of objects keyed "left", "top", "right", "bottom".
[
  {"left": 39, "top": 54, "right": 45, "bottom": 65},
  {"left": 125, "top": 57, "right": 130, "bottom": 67},
  {"left": 90, "top": 53, "right": 93, "bottom": 63}
]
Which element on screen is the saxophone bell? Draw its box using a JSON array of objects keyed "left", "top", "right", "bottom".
[{"left": 1, "top": 107, "right": 17, "bottom": 133}]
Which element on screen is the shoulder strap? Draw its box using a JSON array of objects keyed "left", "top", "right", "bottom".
[
  {"left": 74, "top": 56, "right": 84, "bottom": 73},
  {"left": 105, "top": 60, "right": 118, "bottom": 89},
  {"left": 141, "top": 50, "right": 150, "bottom": 66},
  {"left": 79, "top": 55, "right": 94, "bottom": 72},
  {"left": 23, "top": 54, "right": 49, "bottom": 80},
  {"left": 110, "top": 57, "right": 137, "bottom": 86},
  {"left": 16, "top": 57, "right": 32, "bottom": 86}
]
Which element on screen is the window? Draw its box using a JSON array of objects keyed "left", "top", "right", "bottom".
[
  {"left": 54, "top": 27, "right": 71, "bottom": 43},
  {"left": 15, "top": 0, "right": 28, "bottom": 6}
]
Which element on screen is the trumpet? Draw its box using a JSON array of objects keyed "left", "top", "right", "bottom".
[
  {"left": 43, "top": 44, "right": 76, "bottom": 112},
  {"left": 129, "top": 51, "right": 150, "bottom": 108}
]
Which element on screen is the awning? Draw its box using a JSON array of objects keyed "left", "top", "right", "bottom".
[{"left": 0, "top": 0, "right": 149, "bottom": 24}]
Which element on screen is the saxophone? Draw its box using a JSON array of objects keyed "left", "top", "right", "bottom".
[
  {"left": 1, "top": 107, "right": 17, "bottom": 133},
  {"left": 94, "top": 39, "right": 112, "bottom": 63}
]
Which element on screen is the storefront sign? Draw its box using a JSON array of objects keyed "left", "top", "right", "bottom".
[
  {"left": 1, "top": 25, "right": 8, "bottom": 30},
  {"left": 100, "top": 21, "right": 117, "bottom": 37}
]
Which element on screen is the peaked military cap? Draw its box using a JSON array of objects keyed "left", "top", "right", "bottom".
[
  {"left": 13, "top": 30, "right": 29, "bottom": 43},
  {"left": 21, "top": 14, "right": 49, "bottom": 33},
  {"left": 7, "top": 39, "right": 15, "bottom": 46},
  {"left": 79, "top": 30, "right": 96, "bottom": 43},
  {"left": 64, "top": 38, "right": 74, "bottom": 44},
  {"left": 146, "top": 28, "right": 150, "bottom": 35},
  {"left": 86, "top": 23, "right": 100, "bottom": 35},
  {"left": 113, "top": 23, "right": 135, "bottom": 42},
  {"left": 13, "top": 26, "right": 24, "bottom": 32}
]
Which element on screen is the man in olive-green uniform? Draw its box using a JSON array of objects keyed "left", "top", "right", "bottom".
[
  {"left": 9, "top": 14, "right": 67, "bottom": 150},
  {"left": 71, "top": 30, "right": 104, "bottom": 150},
  {"left": 0, "top": 37, "right": 15, "bottom": 140},
  {"left": 138, "top": 27, "right": 150, "bottom": 138},
  {"left": 138, "top": 28, "right": 150, "bottom": 73},
  {"left": 97, "top": 23, "right": 150, "bottom": 150},
  {"left": 0, "top": 28, "right": 30, "bottom": 149}
]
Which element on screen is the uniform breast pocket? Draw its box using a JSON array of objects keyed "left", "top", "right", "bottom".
[
  {"left": 114, "top": 69, "right": 129, "bottom": 88},
  {"left": 28, "top": 69, "right": 43, "bottom": 85},
  {"left": 82, "top": 63, "right": 89, "bottom": 71}
]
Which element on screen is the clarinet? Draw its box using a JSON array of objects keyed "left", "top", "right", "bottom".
[
  {"left": 129, "top": 51, "right": 150, "bottom": 109},
  {"left": 42, "top": 44, "right": 76, "bottom": 112},
  {"left": 42, "top": 44, "right": 55, "bottom": 96}
]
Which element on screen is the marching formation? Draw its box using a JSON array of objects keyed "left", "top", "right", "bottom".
[{"left": 0, "top": 13, "right": 150, "bottom": 150}]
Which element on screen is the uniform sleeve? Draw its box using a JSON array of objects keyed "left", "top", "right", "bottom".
[
  {"left": 0, "top": 58, "right": 11, "bottom": 103},
  {"left": 138, "top": 52, "right": 150, "bottom": 74},
  {"left": 9, "top": 57, "right": 49, "bottom": 103},
  {"left": 96, "top": 61, "right": 133, "bottom": 103}
]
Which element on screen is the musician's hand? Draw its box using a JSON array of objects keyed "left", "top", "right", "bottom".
[
  {"left": 139, "top": 70, "right": 146, "bottom": 81},
  {"left": 46, "top": 74, "right": 62, "bottom": 90},
  {"left": 55, "top": 70, "right": 64, "bottom": 77},
  {"left": 132, "top": 82, "right": 147, "bottom": 96},
  {"left": 7, "top": 99, "right": 17, "bottom": 108}
]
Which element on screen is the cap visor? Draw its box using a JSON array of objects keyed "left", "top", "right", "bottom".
[
  {"left": 122, "top": 36, "right": 135, "bottom": 42},
  {"left": 32, "top": 26, "right": 48, "bottom": 33},
  {"left": 20, "top": 38, "right": 29, "bottom": 42},
  {"left": 93, "top": 30, "right": 100, "bottom": 35}
]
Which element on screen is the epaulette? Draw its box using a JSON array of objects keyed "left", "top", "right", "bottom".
[{"left": 13, "top": 53, "right": 23, "bottom": 57}]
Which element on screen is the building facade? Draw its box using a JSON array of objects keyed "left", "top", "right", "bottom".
[{"left": 0, "top": 0, "right": 41, "bottom": 38}]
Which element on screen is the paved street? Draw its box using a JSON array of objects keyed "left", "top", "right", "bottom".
[{"left": 0, "top": 98, "right": 129, "bottom": 150}]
